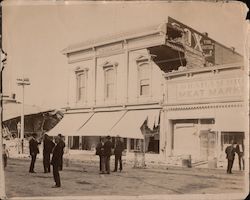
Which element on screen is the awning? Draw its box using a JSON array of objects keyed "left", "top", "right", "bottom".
[
  {"left": 110, "top": 109, "right": 160, "bottom": 139},
  {"left": 75, "top": 111, "right": 126, "bottom": 136},
  {"left": 3, "top": 103, "right": 53, "bottom": 122},
  {"left": 48, "top": 112, "right": 93, "bottom": 136}
]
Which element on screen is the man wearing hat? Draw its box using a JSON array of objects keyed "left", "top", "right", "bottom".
[
  {"left": 103, "top": 136, "right": 113, "bottom": 174},
  {"left": 43, "top": 134, "right": 55, "bottom": 173},
  {"left": 51, "top": 136, "right": 63, "bottom": 188},
  {"left": 225, "top": 140, "right": 236, "bottom": 174},
  {"left": 29, "top": 133, "right": 41, "bottom": 173},
  {"left": 113, "top": 135, "right": 124, "bottom": 172},
  {"left": 57, "top": 134, "right": 65, "bottom": 171}
]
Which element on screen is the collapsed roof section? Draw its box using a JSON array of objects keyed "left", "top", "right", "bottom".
[{"left": 148, "top": 17, "right": 243, "bottom": 73}]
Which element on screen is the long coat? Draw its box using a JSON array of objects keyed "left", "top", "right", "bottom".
[
  {"left": 29, "top": 138, "right": 40, "bottom": 155},
  {"left": 43, "top": 138, "right": 55, "bottom": 154},
  {"left": 225, "top": 145, "right": 236, "bottom": 160},
  {"left": 51, "top": 142, "right": 64, "bottom": 166},
  {"left": 104, "top": 140, "right": 113, "bottom": 157},
  {"left": 114, "top": 140, "right": 124, "bottom": 156}
]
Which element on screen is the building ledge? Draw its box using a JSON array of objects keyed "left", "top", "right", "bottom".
[{"left": 163, "top": 62, "right": 243, "bottom": 79}]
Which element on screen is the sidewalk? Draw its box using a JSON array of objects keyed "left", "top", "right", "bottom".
[{"left": 9, "top": 150, "right": 238, "bottom": 171}]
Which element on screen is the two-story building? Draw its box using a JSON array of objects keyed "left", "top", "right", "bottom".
[{"left": 49, "top": 17, "right": 246, "bottom": 166}]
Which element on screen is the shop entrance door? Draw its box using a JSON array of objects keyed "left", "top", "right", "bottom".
[{"left": 200, "top": 131, "right": 216, "bottom": 160}]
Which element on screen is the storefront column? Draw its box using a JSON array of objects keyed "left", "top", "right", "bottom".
[
  {"left": 217, "top": 131, "right": 222, "bottom": 159},
  {"left": 65, "top": 136, "right": 69, "bottom": 153},
  {"left": 166, "top": 119, "right": 173, "bottom": 156},
  {"left": 127, "top": 139, "right": 131, "bottom": 152},
  {"left": 79, "top": 136, "right": 82, "bottom": 150},
  {"left": 159, "top": 110, "right": 167, "bottom": 160}
]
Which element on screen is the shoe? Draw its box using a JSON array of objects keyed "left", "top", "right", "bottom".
[
  {"left": 29, "top": 171, "right": 36, "bottom": 173},
  {"left": 112, "top": 170, "right": 117, "bottom": 172},
  {"left": 119, "top": 170, "right": 122, "bottom": 172},
  {"left": 52, "top": 185, "right": 60, "bottom": 188},
  {"left": 99, "top": 172, "right": 105, "bottom": 174},
  {"left": 106, "top": 172, "right": 110, "bottom": 174}
]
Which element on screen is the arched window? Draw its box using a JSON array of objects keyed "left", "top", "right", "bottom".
[
  {"left": 103, "top": 61, "right": 118, "bottom": 100},
  {"left": 75, "top": 68, "right": 88, "bottom": 103},
  {"left": 137, "top": 56, "right": 151, "bottom": 97},
  {"left": 105, "top": 68, "right": 115, "bottom": 99}
]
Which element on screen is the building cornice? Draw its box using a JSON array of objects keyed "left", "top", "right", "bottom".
[
  {"left": 62, "top": 24, "right": 166, "bottom": 55},
  {"left": 65, "top": 101, "right": 162, "bottom": 114},
  {"left": 164, "top": 101, "right": 244, "bottom": 111}
]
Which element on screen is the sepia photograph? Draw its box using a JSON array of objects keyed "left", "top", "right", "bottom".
[{"left": 0, "top": 0, "right": 249, "bottom": 199}]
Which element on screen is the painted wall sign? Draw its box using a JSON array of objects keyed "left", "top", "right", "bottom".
[{"left": 167, "top": 77, "right": 244, "bottom": 104}]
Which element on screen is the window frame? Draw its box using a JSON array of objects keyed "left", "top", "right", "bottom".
[
  {"left": 102, "top": 61, "right": 118, "bottom": 101},
  {"left": 75, "top": 67, "right": 88, "bottom": 104},
  {"left": 136, "top": 56, "right": 152, "bottom": 98}
]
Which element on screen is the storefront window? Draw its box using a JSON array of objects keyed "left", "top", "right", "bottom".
[{"left": 69, "top": 136, "right": 80, "bottom": 149}]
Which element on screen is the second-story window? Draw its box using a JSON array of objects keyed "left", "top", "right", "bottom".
[
  {"left": 138, "top": 62, "right": 151, "bottom": 96},
  {"left": 105, "top": 68, "right": 115, "bottom": 99},
  {"left": 76, "top": 68, "right": 88, "bottom": 103},
  {"left": 103, "top": 61, "right": 118, "bottom": 100}
]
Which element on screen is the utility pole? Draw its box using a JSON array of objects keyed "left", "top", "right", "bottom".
[
  {"left": 0, "top": 2, "right": 7, "bottom": 198},
  {"left": 16, "top": 78, "right": 30, "bottom": 154}
]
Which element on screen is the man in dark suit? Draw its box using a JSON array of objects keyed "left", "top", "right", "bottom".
[
  {"left": 58, "top": 134, "right": 65, "bottom": 171},
  {"left": 225, "top": 140, "right": 236, "bottom": 174},
  {"left": 96, "top": 137, "right": 105, "bottom": 173},
  {"left": 43, "top": 134, "right": 55, "bottom": 173},
  {"left": 103, "top": 136, "right": 113, "bottom": 174},
  {"left": 29, "top": 133, "right": 40, "bottom": 173},
  {"left": 113, "top": 135, "right": 124, "bottom": 172},
  {"left": 235, "top": 141, "right": 244, "bottom": 171},
  {"left": 51, "top": 136, "right": 64, "bottom": 188}
]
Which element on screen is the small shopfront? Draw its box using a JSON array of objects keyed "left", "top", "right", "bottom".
[{"left": 162, "top": 63, "right": 246, "bottom": 164}]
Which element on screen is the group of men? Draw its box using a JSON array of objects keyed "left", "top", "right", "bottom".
[
  {"left": 96, "top": 135, "right": 125, "bottom": 174},
  {"left": 225, "top": 140, "right": 244, "bottom": 174},
  {"left": 29, "top": 133, "right": 65, "bottom": 188}
]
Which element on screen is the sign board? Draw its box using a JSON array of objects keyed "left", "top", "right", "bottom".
[
  {"left": 167, "top": 77, "right": 244, "bottom": 104},
  {"left": 168, "top": 17, "right": 215, "bottom": 64}
]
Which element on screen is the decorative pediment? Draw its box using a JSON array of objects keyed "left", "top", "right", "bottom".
[{"left": 102, "top": 61, "right": 118, "bottom": 69}]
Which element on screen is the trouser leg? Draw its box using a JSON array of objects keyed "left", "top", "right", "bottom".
[
  {"left": 53, "top": 164, "right": 61, "bottom": 187},
  {"left": 101, "top": 156, "right": 105, "bottom": 173},
  {"left": 238, "top": 155, "right": 242, "bottom": 170},
  {"left": 29, "top": 154, "right": 36, "bottom": 172},
  {"left": 3, "top": 155, "right": 7, "bottom": 168},
  {"left": 99, "top": 156, "right": 102, "bottom": 171},
  {"left": 106, "top": 156, "right": 110, "bottom": 173},
  {"left": 119, "top": 155, "right": 122, "bottom": 171},
  {"left": 229, "top": 159, "right": 234, "bottom": 173},
  {"left": 114, "top": 155, "right": 118, "bottom": 171}
]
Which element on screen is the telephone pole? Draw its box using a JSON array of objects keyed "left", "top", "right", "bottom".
[{"left": 16, "top": 78, "right": 30, "bottom": 154}]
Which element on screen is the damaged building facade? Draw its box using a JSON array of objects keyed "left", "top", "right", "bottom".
[{"left": 49, "top": 17, "right": 245, "bottom": 165}]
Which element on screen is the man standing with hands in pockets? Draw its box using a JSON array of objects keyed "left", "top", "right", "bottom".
[{"left": 51, "top": 135, "right": 64, "bottom": 188}]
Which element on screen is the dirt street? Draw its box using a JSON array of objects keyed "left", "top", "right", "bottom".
[{"left": 4, "top": 158, "right": 246, "bottom": 199}]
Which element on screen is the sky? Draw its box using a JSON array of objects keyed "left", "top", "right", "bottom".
[{"left": 2, "top": 1, "right": 248, "bottom": 110}]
